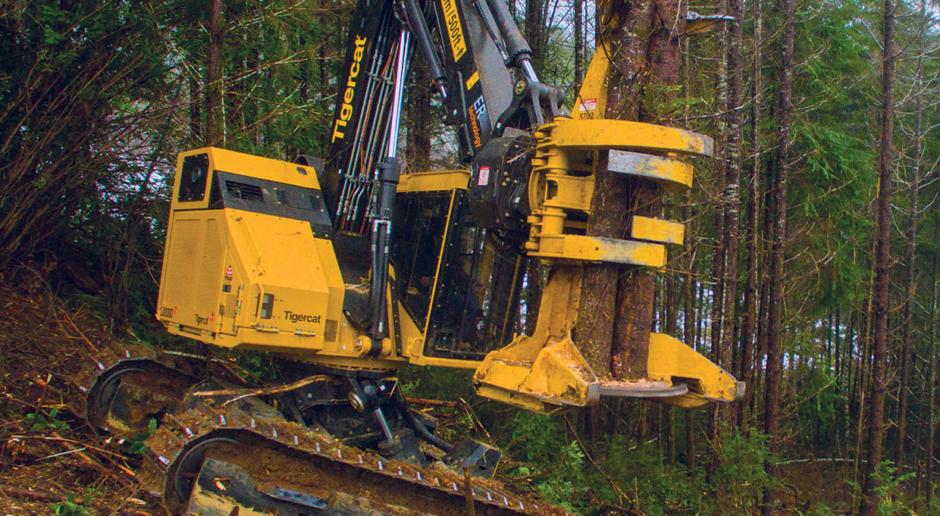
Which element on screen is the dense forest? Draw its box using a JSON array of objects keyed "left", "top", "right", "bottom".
[{"left": 1, "top": 0, "right": 939, "bottom": 514}]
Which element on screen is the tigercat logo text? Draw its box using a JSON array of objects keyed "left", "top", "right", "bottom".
[
  {"left": 440, "top": 0, "right": 466, "bottom": 62},
  {"left": 331, "top": 35, "right": 368, "bottom": 143},
  {"left": 284, "top": 310, "right": 321, "bottom": 324},
  {"left": 468, "top": 105, "right": 481, "bottom": 148}
]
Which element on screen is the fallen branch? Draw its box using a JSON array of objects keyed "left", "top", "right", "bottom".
[
  {"left": 776, "top": 457, "right": 861, "bottom": 466},
  {"left": 193, "top": 374, "right": 334, "bottom": 406},
  {"left": 405, "top": 396, "right": 458, "bottom": 408},
  {"left": 50, "top": 432, "right": 135, "bottom": 486},
  {"left": 10, "top": 434, "right": 127, "bottom": 460},
  {"left": 0, "top": 484, "right": 59, "bottom": 502}
]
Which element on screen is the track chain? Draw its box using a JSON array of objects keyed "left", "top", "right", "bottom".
[{"left": 79, "top": 345, "right": 560, "bottom": 514}]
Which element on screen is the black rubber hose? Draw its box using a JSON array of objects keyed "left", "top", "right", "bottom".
[
  {"left": 403, "top": 0, "right": 447, "bottom": 90},
  {"left": 483, "top": 0, "right": 532, "bottom": 64},
  {"left": 396, "top": 390, "right": 454, "bottom": 453}
]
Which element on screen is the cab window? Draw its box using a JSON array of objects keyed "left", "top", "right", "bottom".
[{"left": 179, "top": 154, "right": 210, "bottom": 202}]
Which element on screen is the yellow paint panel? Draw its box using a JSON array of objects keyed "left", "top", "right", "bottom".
[
  {"left": 465, "top": 70, "right": 480, "bottom": 90},
  {"left": 533, "top": 235, "right": 665, "bottom": 267},
  {"left": 572, "top": 42, "right": 611, "bottom": 120},
  {"left": 647, "top": 332, "right": 743, "bottom": 404},
  {"left": 397, "top": 170, "right": 469, "bottom": 193},
  {"left": 538, "top": 119, "right": 714, "bottom": 157},
  {"left": 440, "top": 0, "right": 467, "bottom": 61},
  {"left": 632, "top": 216, "right": 685, "bottom": 245},
  {"left": 181, "top": 147, "right": 319, "bottom": 190}
]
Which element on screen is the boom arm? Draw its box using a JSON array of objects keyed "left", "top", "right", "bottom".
[{"left": 327, "top": 0, "right": 562, "bottom": 204}]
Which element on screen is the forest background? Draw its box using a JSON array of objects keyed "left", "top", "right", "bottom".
[{"left": 0, "top": 0, "right": 938, "bottom": 514}]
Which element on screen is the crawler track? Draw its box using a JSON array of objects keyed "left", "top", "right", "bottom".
[{"left": 78, "top": 346, "right": 559, "bottom": 514}]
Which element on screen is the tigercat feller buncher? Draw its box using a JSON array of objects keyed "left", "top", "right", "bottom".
[{"left": 76, "top": 1, "right": 742, "bottom": 513}]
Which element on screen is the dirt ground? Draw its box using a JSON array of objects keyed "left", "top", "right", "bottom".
[{"left": 0, "top": 277, "right": 155, "bottom": 514}]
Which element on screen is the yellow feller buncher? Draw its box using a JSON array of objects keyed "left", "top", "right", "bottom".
[{"left": 78, "top": 1, "right": 741, "bottom": 513}]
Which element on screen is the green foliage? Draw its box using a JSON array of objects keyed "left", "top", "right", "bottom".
[
  {"left": 597, "top": 435, "right": 706, "bottom": 515},
  {"left": 709, "top": 430, "right": 779, "bottom": 514},
  {"left": 503, "top": 412, "right": 587, "bottom": 511},
  {"left": 870, "top": 461, "right": 916, "bottom": 516},
  {"left": 397, "top": 365, "right": 476, "bottom": 401},
  {"left": 49, "top": 495, "right": 90, "bottom": 516},
  {"left": 794, "top": 367, "right": 846, "bottom": 450},
  {"left": 236, "top": 351, "right": 282, "bottom": 382},
  {"left": 25, "top": 408, "right": 70, "bottom": 433},
  {"left": 123, "top": 418, "right": 159, "bottom": 456}
]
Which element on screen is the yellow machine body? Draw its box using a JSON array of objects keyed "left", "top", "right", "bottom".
[
  {"left": 157, "top": 148, "right": 484, "bottom": 372},
  {"left": 157, "top": 47, "right": 742, "bottom": 414}
]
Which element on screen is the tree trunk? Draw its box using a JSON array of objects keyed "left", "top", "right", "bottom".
[
  {"left": 761, "top": 0, "right": 795, "bottom": 511},
  {"left": 709, "top": 0, "right": 729, "bottom": 421},
  {"left": 739, "top": 0, "right": 763, "bottom": 429},
  {"left": 895, "top": 0, "right": 927, "bottom": 476},
  {"left": 860, "top": 1, "right": 896, "bottom": 513},
  {"left": 574, "top": 0, "right": 584, "bottom": 91},
  {"left": 206, "top": 0, "right": 225, "bottom": 147},
  {"left": 684, "top": 252, "right": 698, "bottom": 473},
  {"left": 189, "top": 74, "right": 202, "bottom": 141},
  {"left": 525, "top": 0, "right": 546, "bottom": 72},
  {"left": 577, "top": 0, "right": 686, "bottom": 381},
  {"left": 928, "top": 231, "right": 937, "bottom": 506},
  {"left": 719, "top": 0, "right": 744, "bottom": 427}
]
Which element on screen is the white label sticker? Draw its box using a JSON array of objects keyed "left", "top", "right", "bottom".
[
  {"left": 579, "top": 98, "right": 598, "bottom": 112},
  {"left": 478, "top": 166, "right": 490, "bottom": 186}
]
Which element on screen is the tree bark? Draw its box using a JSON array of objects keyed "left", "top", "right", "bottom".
[
  {"left": 860, "top": 1, "right": 896, "bottom": 513},
  {"left": 574, "top": 0, "right": 584, "bottom": 90},
  {"left": 895, "top": 0, "right": 927, "bottom": 475},
  {"left": 736, "top": 0, "right": 763, "bottom": 428},
  {"left": 719, "top": 0, "right": 744, "bottom": 427},
  {"left": 684, "top": 249, "right": 698, "bottom": 473},
  {"left": 206, "top": 0, "right": 225, "bottom": 147},
  {"left": 928, "top": 230, "right": 937, "bottom": 506},
  {"left": 525, "top": 0, "right": 546, "bottom": 72},
  {"left": 762, "top": 0, "right": 795, "bottom": 511},
  {"left": 577, "top": 0, "right": 686, "bottom": 380}
]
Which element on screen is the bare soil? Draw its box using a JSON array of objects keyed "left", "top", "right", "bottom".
[{"left": 0, "top": 279, "right": 154, "bottom": 514}]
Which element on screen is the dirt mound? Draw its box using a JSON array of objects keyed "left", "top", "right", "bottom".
[{"left": 0, "top": 279, "right": 152, "bottom": 514}]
